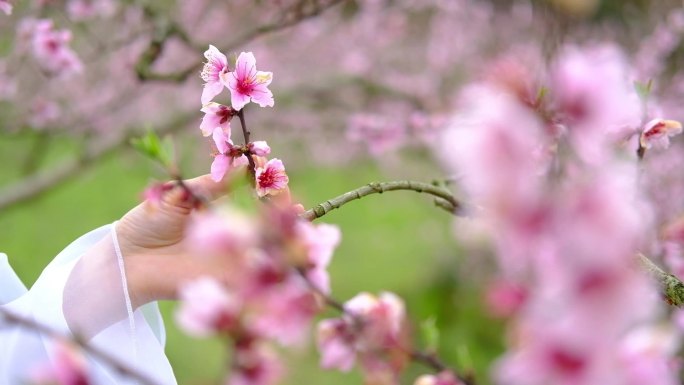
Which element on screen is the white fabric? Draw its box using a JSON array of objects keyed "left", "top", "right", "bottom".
[{"left": 0, "top": 224, "right": 176, "bottom": 385}]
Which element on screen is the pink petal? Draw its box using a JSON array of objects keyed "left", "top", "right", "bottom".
[
  {"left": 235, "top": 52, "right": 257, "bottom": 81},
  {"left": 212, "top": 127, "right": 229, "bottom": 154},
  {"left": 211, "top": 155, "right": 230, "bottom": 182},
  {"left": 230, "top": 87, "right": 251, "bottom": 111},
  {"left": 201, "top": 81, "right": 225, "bottom": 105},
  {"left": 250, "top": 85, "right": 275, "bottom": 108}
]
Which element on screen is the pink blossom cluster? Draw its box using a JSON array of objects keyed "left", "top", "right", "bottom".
[
  {"left": 317, "top": 292, "right": 410, "bottom": 383},
  {"left": 441, "top": 43, "right": 682, "bottom": 385},
  {"left": 175, "top": 204, "right": 342, "bottom": 385},
  {"left": 198, "top": 46, "right": 286, "bottom": 195},
  {"left": 17, "top": 19, "right": 83, "bottom": 77}
]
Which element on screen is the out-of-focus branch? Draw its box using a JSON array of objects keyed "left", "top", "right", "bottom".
[
  {"left": 301, "top": 180, "right": 462, "bottom": 221},
  {"left": 0, "top": 115, "right": 193, "bottom": 211},
  {"left": 135, "top": 0, "right": 347, "bottom": 82},
  {"left": 0, "top": 307, "right": 162, "bottom": 385},
  {"left": 638, "top": 253, "right": 684, "bottom": 307}
]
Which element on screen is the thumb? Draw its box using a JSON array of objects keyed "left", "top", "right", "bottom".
[{"left": 182, "top": 174, "right": 229, "bottom": 202}]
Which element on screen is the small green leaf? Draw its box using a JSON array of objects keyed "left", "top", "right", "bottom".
[
  {"left": 420, "top": 317, "right": 440, "bottom": 353},
  {"left": 634, "top": 79, "right": 653, "bottom": 101},
  {"left": 130, "top": 129, "right": 172, "bottom": 168}
]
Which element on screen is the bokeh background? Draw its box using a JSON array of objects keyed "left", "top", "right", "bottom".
[{"left": 2, "top": 0, "right": 683, "bottom": 384}]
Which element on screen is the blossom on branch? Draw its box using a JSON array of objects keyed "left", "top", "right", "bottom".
[
  {"left": 176, "top": 277, "right": 241, "bottom": 337},
  {"left": 201, "top": 45, "right": 230, "bottom": 105},
  {"left": 29, "top": 20, "right": 83, "bottom": 76},
  {"left": 317, "top": 292, "right": 407, "bottom": 376},
  {"left": 226, "top": 52, "right": 274, "bottom": 110},
  {"left": 200, "top": 102, "right": 235, "bottom": 137},
  {"left": 211, "top": 127, "right": 249, "bottom": 182},
  {"left": 255, "top": 158, "right": 288, "bottom": 197}
]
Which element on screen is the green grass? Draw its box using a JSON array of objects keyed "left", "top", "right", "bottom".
[{"left": 0, "top": 134, "right": 503, "bottom": 384}]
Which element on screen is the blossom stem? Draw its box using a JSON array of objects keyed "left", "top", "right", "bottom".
[
  {"left": 0, "top": 307, "right": 162, "bottom": 385},
  {"left": 301, "top": 180, "right": 462, "bottom": 221},
  {"left": 236, "top": 109, "right": 257, "bottom": 180}
]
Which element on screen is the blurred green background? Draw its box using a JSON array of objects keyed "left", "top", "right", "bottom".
[{"left": 0, "top": 131, "right": 503, "bottom": 384}]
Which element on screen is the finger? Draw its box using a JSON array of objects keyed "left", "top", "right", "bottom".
[{"left": 183, "top": 174, "right": 229, "bottom": 202}]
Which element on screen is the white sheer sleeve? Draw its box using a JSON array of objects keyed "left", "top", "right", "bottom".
[{"left": 0, "top": 223, "right": 176, "bottom": 385}]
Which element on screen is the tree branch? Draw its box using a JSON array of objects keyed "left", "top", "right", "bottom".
[
  {"left": 135, "top": 0, "right": 347, "bottom": 82},
  {"left": 0, "top": 115, "right": 194, "bottom": 211},
  {"left": 0, "top": 308, "right": 162, "bottom": 385},
  {"left": 301, "top": 180, "right": 462, "bottom": 221}
]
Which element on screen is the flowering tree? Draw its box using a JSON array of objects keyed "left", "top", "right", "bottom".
[{"left": 5, "top": 1, "right": 684, "bottom": 385}]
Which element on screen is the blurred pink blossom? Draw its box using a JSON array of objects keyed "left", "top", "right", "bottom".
[
  {"left": 317, "top": 292, "right": 406, "bottom": 373},
  {"left": 226, "top": 52, "right": 274, "bottom": 110},
  {"left": 176, "top": 277, "right": 241, "bottom": 337},
  {"left": 30, "top": 20, "right": 83, "bottom": 76},
  {"left": 297, "top": 222, "right": 341, "bottom": 295},
  {"left": 186, "top": 208, "right": 257, "bottom": 256},
  {"left": 201, "top": 45, "right": 230, "bottom": 105},
  {"left": 29, "top": 343, "right": 89, "bottom": 385},
  {"left": 255, "top": 158, "right": 288, "bottom": 197},
  {"left": 227, "top": 343, "right": 283, "bottom": 385},
  {"left": 414, "top": 371, "right": 463, "bottom": 385},
  {"left": 0, "top": 0, "right": 11, "bottom": 15},
  {"left": 28, "top": 99, "right": 61, "bottom": 129},
  {"left": 66, "top": 0, "right": 116, "bottom": 21}
]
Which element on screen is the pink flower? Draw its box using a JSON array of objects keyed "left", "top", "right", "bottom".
[
  {"left": 28, "top": 99, "right": 61, "bottom": 129},
  {"left": 201, "top": 45, "right": 230, "bottom": 105},
  {"left": 253, "top": 278, "right": 319, "bottom": 346},
  {"left": 200, "top": 102, "right": 235, "bottom": 137},
  {"left": 297, "top": 222, "right": 341, "bottom": 294},
  {"left": 317, "top": 292, "right": 406, "bottom": 372},
  {"left": 317, "top": 318, "right": 357, "bottom": 371},
  {"left": 211, "top": 127, "right": 249, "bottom": 182},
  {"left": 227, "top": 343, "right": 284, "bottom": 385},
  {"left": 31, "top": 20, "right": 83, "bottom": 76},
  {"left": 640, "top": 118, "right": 683, "bottom": 150},
  {"left": 0, "top": 0, "right": 12, "bottom": 15},
  {"left": 176, "top": 277, "right": 241, "bottom": 337},
  {"left": 225, "top": 52, "right": 274, "bottom": 110},
  {"left": 249, "top": 141, "right": 271, "bottom": 156},
  {"left": 142, "top": 182, "right": 173, "bottom": 206},
  {"left": 66, "top": 0, "right": 116, "bottom": 21},
  {"left": 255, "top": 158, "right": 289, "bottom": 197},
  {"left": 187, "top": 209, "right": 257, "bottom": 255},
  {"left": 29, "top": 343, "right": 89, "bottom": 385},
  {"left": 414, "top": 371, "right": 463, "bottom": 385}
]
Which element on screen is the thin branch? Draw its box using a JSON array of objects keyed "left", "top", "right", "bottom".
[
  {"left": 638, "top": 253, "right": 684, "bottom": 307},
  {"left": 301, "top": 180, "right": 462, "bottom": 221},
  {"left": 0, "top": 308, "right": 162, "bottom": 385}
]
